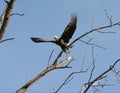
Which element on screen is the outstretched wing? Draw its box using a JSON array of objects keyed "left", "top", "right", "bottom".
[
  {"left": 31, "top": 37, "right": 54, "bottom": 43},
  {"left": 59, "top": 15, "right": 77, "bottom": 43}
]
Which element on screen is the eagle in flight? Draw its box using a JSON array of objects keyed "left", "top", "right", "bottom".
[{"left": 31, "top": 15, "right": 77, "bottom": 56}]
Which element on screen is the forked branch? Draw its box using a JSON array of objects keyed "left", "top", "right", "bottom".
[
  {"left": 16, "top": 56, "right": 74, "bottom": 93},
  {"left": 82, "top": 59, "right": 120, "bottom": 93},
  {"left": 70, "top": 21, "right": 120, "bottom": 46}
]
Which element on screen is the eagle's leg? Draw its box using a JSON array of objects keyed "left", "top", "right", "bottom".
[
  {"left": 66, "top": 51, "right": 68, "bottom": 58},
  {"left": 65, "top": 48, "right": 70, "bottom": 59}
]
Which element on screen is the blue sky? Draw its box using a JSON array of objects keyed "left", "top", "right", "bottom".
[{"left": 0, "top": 0, "right": 120, "bottom": 93}]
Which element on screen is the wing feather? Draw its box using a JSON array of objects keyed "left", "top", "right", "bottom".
[{"left": 59, "top": 15, "right": 77, "bottom": 43}]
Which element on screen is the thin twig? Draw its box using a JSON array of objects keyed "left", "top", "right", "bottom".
[
  {"left": 0, "top": 37, "right": 14, "bottom": 43},
  {"left": 88, "top": 46, "right": 95, "bottom": 82},
  {"left": 55, "top": 71, "right": 87, "bottom": 93},
  {"left": 80, "top": 54, "right": 86, "bottom": 71},
  {"left": 10, "top": 13, "right": 24, "bottom": 16},
  {"left": 104, "top": 9, "right": 112, "bottom": 25},
  {"left": 79, "top": 39, "right": 106, "bottom": 50},
  {"left": 47, "top": 49, "right": 54, "bottom": 67},
  {"left": 114, "top": 72, "right": 120, "bottom": 84},
  {"left": 97, "top": 31, "right": 116, "bottom": 34},
  {"left": 90, "top": 17, "right": 95, "bottom": 30},
  {"left": 112, "top": 68, "right": 120, "bottom": 84},
  {"left": 53, "top": 51, "right": 63, "bottom": 65}
]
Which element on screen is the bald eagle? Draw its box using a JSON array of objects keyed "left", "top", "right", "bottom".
[{"left": 31, "top": 15, "right": 77, "bottom": 55}]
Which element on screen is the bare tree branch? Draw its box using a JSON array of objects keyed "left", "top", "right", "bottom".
[
  {"left": 97, "top": 31, "right": 116, "bottom": 34},
  {"left": 0, "top": 37, "right": 14, "bottom": 43},
  {"left": 0, "top": 0, "right": 16, "bottom": 41},
  {"left": 53, "top": 51, "right": 63, "bottom": 65},
  {"left": 69, "top": 21, "right": 120, "bottom": 46},
  {"left": 55, "top": 71, "right": 88, "bottom": 93},
  {"left": 16, "top": 56, "right": 73, "bottom": 93},
  {"left": 83, "top": 59, "right": 120, "bottom": 93},
  {"left": 80, "top": 54, "right": 86, "bottom": 71},
  {"left": 88, "top": 46, "right": 95, "bottom": 82},
  {"left": 54, "top": 54, "right": 92, "bottom": 93},
  {"left": 112, "top": 68, "right": 120, "bottom": 84},
  {"left": 47, "top": 49, "right": 54, "bottom": 67},
  {"left": 10, "top": 13, "right": 24, "bottom": 16},
  {"left": 79, "top": 39, "right": 106, "bottom": 50},
  {"left": 104, "top": 9, "right": 112, "bottom": 25}
]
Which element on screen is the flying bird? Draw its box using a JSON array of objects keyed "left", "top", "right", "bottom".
[{"left": 31, "top": 15, "right": 77, "bottom": 56}]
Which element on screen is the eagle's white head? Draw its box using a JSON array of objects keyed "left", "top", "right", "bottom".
[{"left": 52, "top": 35, "right": 59, "bottom": 41}]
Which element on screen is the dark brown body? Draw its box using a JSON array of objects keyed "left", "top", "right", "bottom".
[{"left": 54, "top": 37, "right": 74, "bottom": 52}]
